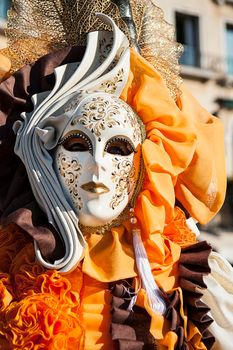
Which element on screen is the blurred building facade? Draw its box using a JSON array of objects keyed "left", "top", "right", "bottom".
[
  {"left": 0, "top": 0, "right": 10, "bottom": 48},
  {"left": 0, "top": 0, "right": 233, "bottom": 225}
]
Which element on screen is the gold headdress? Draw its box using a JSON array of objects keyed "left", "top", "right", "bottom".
[{"left": 1, "top": 0, "right": 183, "bottom": 100}]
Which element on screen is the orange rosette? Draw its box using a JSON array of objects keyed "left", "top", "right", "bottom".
[
  {"left": 0, "top": 242, "right": 84, "bottom": 349},
  {"left": 0, "top": 293, "right": 84, "bottom": 350},
  {"left": 163, "top": 207, "right": 197, "bottom": 247},
  {"left": 8, "top": 243, "right": 82, "bottom": 312}
]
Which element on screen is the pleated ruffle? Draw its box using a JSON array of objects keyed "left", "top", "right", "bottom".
[
  {"left": 110, "top": 280, "right": 157, "bottom": 350},
  {"left": 179, "top": 241, "right": 215, "bottom": 349}
]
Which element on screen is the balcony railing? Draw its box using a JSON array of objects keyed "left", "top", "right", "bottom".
[
  {"left": 180, "top": 46, "right": 200, "bottom": 67},
  {"left": 180, "top": 45, "right": 233, "bottom": 79}
]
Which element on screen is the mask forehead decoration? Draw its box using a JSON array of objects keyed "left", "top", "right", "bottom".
[
  {"left": 54, "top": 92, "right": 145, "bottom": 231},
  {"left": 13, "top": 14, "right": 132, "bottom": 272}
]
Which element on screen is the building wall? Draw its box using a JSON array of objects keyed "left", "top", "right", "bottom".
[{"left": 0, "top": 0, "right": 10, "bottom": 48}]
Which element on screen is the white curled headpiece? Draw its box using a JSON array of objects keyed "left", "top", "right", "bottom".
[{"left": 13, "top": 14, "right": 130, "bottom": 272}]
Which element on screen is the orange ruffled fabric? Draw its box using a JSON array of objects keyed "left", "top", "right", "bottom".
[
  {"left": 79, "top": 48, "right": 223, "bottom": 291},
  {"left": 121, "top": 49, "right": 226, "bottom": 234},
  {"left": 176, "top": 85, "right": 226, "bottom": 224},
  {"left": 0, "top": 225, "right": 116, "bottom": 350},
  {"left": 81, "top": 221, "right": 182, "bottom": 293},
  {"left": 0, "top": 242, "right": 84, "bottom": 349}
]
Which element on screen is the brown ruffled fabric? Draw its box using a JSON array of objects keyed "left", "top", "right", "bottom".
[
  {"left": 165, "top": 290, "right": 189, "bottom": 350},
  {"left": 110, "top": 240, "right": 215, "bottom": 350},
  {"left": 179, "top": 241, "right": 215, "bottom": 349},
  {"left": 0, "top": 46, "right": 85, "bottom": 260},
  {"left": 110, "top": 280, "right": 157, "bottom": 350}
]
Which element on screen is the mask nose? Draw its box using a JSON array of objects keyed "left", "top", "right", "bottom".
[{"left": 88, "top": 146, "right": 107, "bottom": 180}]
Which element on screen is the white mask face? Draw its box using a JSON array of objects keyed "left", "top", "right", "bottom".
[{"left": 54, "top": 92, "right": 143, "bottom": 227}]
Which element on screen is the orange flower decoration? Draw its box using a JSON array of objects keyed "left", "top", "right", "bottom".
[
  {"left": 0, "top": 294, "right": 84, "bottom": 350},
  {"left": 0, "top": 239, "right": 84, "bottom": 349},
  {"left": 13, "top": 256, "right": 82, "bottom": 309},
  {"left": 163, "top": 207, "right": 197, "bottom": 247}
]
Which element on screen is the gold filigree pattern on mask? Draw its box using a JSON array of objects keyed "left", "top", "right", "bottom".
[
  {"left": 118, "top": 101, "right": 142, "bottom": 143},
  {"left": 57, "top": 152, "right": 83, "bottom": 210},
  {"left": 99, "top": 68, "right": 124, "bottom": 93},
  {"left": 70, "top": 95, "right": 144, "bottom": 143},
  {"left": 71, "top": 97, "right": 122, "bottom": 140},
  {"left": 110, "top": 157, "right": 135, "bottom": 210}
]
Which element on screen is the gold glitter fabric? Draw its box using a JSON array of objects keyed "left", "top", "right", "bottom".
[
  {"left": 130, "top": 0, "right": 183, "bottom": 101},
  {"left": 3, "top": 0, "right": 183, "bottom": 100}
]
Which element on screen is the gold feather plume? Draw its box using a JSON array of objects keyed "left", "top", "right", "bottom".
[{"left": 1, "top": 0, "right": 183, "bottom": 100}]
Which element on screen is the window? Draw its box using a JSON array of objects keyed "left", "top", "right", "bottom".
[
  {"left": 226, "top": 24, "right": 233, "bottom": 74},
  {"left": 176, "top": 12, "right": 200, "bottom": 67},
  {"left": 0, "top": 0, "right": 11, "bottom": 20}
]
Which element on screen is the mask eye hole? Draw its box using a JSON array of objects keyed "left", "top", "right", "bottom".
[
  {"left": 60, "top": 132, "right": 93, "bottom": 153},
  {"left": 105, "top": 137, "right": 135, "bottom": 156}
]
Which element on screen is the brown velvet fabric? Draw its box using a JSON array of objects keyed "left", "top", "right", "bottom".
[
  {"left": 165, "top": 290, "right": 189, "bottom": 350},
  {"left": 0, "top": 46, "right": 85, "bottom": 260},
  {"left": 110, "top": 280, "right": 157, "bottom": 350},
  {"left": 179, "top": 241, "right": 215, "bottom": 349},
  {"left": 162, "top": 241, "right": 215, "bottom": 349}
]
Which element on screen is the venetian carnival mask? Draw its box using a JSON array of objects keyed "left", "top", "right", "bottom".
[
  {"left": 54, "top": 92, "right": 144, "bottom": 228},
  {"left": 13, "top": 14, "right": 145, "bottom": 271}
]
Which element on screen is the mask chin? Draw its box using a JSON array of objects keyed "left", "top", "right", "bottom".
[{"left": 77, "top": 196, "right": 130, "bottom": 227}]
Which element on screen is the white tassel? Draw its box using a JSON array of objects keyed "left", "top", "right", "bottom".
[
  {"left": 132, "top": 228, "right": 167, "bottom": 315},
  {"left": 186, "top": 217, "right": 200, "bottom": 237},
  {"left": 127, "top": 295, "right": 138, "bottom": 311}
]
